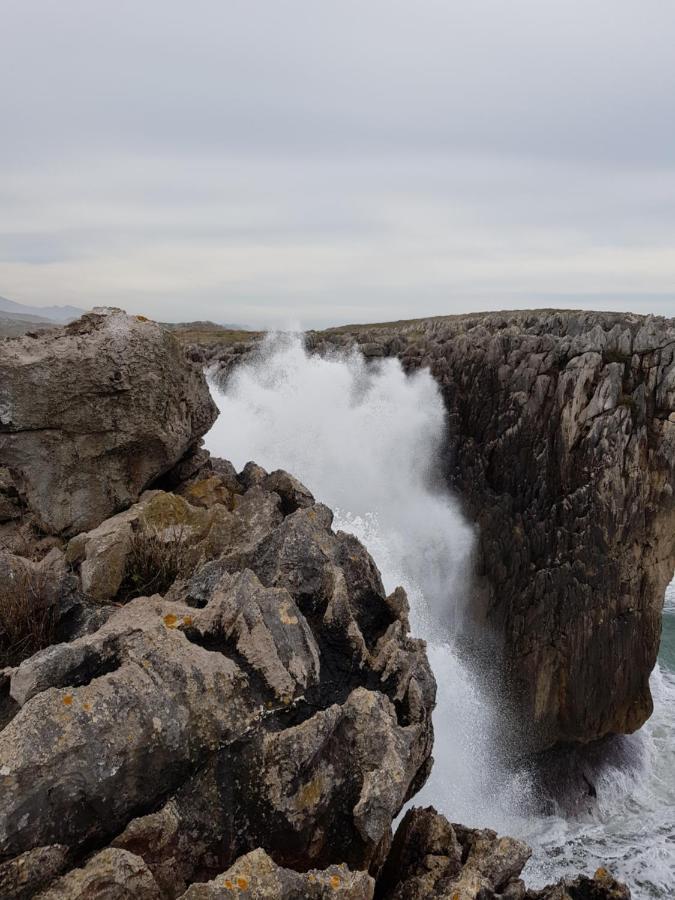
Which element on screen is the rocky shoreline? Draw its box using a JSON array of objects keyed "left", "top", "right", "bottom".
[
  {"left": 0, "top": 310, "right": 633, "bottom": 897},
  {"left": 206, "top": 311, "right": 675, "bottom": 754}
]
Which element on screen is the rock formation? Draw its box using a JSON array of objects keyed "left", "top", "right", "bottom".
[
  {"left": 0, "top": 312, "right": 631, "bottom": 897},
  {"left": 0, "top": 307, "right": 217, "bottom": 535},
  {"left": 291, "top": 311, "right": 675, "bottom": 750}
]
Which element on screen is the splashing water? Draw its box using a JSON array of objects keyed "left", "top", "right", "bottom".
[{"left": 206, "top": 334, "right": 675, "bottom": 898}]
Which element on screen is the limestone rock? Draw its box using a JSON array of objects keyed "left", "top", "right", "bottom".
[
  {"left": 377, "top": 806, "right": 530, "bottom": 899},
  {"left": 0, "top": 308, "right": 217, "bottom": 535},
  {"left": 526, "top": 868, "right": 631, "bottom": 899},
  {"left": 0, "top": 464, "right": 434, "bottom": 896},
  {"left": 297, "top": 310, "right": 675, "bottom": 749},
  {"left": 176, "top": 848, "right": 373, "bottom": 899},
  {"left": 36, "top": 848, "right": 161, "bottom": 899}
]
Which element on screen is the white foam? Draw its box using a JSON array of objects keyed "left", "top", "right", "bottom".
[{"left": 206, "top": 334, "right": 675, "bottom": 898}]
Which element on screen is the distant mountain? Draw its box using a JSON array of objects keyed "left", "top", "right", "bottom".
[{"left": 0, "top": 295, "right": 85, "bottom": 323}]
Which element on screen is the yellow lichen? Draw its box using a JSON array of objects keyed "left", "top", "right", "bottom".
[
  {"left": 279, "top": 601, "right": 298, "bottom": 626},
  {"left": 182, "top": 615, "right": 193, "bottom": 627},
  {"left": 222, "top": 878, "right": 233, "bottom": 889},
  {"left": 82, "top": 702, "right": 92, "bottom": 712},
  {"left": 297, "top": 775, "right": 323, "bottom": 809},
  {"left": 163, "top": 613, "right": 178, "bottom": 628},
  {"left": 62, "top": 694, "right": 73, "bottom": 706},
  {"left": 594, "top": 867, "right": 610, "bottom": 880},
  {"left": 330, "top": 874, "right": 341, "bottom": 888},
  {"left": 236, "top": 876, "right": 249, "bottom": 889}
]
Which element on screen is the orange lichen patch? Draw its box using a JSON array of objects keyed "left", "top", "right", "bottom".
[
  {"left": 135, "top": 315, "right": 150, "bottom": 322},
  {"left": 82, "top": 702, "right": 92, "bottom": 712},
  {"left": 594, "top": 867, "right": 610, "bottom": 880},
  {"left": 236, "top": 876, "right": 249, "bottom": 889},
  {"left": 182, "top": 615, "right": 193, "bottom": 627},
  {"left": 330, "top": 874, "right": 341, "bottom": 888},
  {"left": 163, "top": 613, "right": 178, "bottom": 628},
  {"left": 62, "top": 694, "right": 73, "bottom": 706}
]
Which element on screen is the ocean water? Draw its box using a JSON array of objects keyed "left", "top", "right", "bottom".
[{"left": 206, "top": 335, "right": 675, "bottom": 898}]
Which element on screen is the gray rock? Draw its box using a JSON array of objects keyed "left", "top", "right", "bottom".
[
  {"left": 0, "top": 308, "right": 217, "bottom": 535},
  {"left": 0, "top": 469, "right": 434, "bottom": 895},
  {"left": 176, "top": 848, "right": 374, "bottom": 899},
  {"left": 0, "top": 844, "right": 70, "bottom": 900},
  {"left": 296, "top": 310, "right": 675, "bottom": 750},
  {"left": 36, "top": 848, "right": 161, "bottom": 899}
]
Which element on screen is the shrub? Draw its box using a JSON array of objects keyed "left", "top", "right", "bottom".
[
  {"left": 119, "top": 523, "right": 195, "bottom": 602},
  {"left": 0, "top": 564, "right": 56, "bottom": 667}
]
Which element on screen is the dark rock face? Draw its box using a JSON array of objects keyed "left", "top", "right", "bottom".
[
  {"left": 377, "top": 806, "right": 630, "bottom": 900},
  {"left": 0, "top": 308, "right": 217, "bottom": 535},
  {"left": 297, "top": 311, "right": 675, "bottom": 750}
]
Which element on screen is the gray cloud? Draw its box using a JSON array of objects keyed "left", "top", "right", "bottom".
[{"left": 1, "top": 0, "right": 674, "bottom": 326}]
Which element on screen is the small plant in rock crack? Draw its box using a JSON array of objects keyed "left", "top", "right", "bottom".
[
  {"left": 0, "top": 564, "right": 57, "bottom": 668},
  {"left": 119, "top": 522, "right": 196, "bottom": 602}
]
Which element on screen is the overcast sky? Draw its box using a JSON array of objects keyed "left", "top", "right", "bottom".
[{"left": 1, "top": 1, "right": 674, "bottom": 328}]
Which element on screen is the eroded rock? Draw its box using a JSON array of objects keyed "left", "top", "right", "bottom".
[
  {"left": 296, "top": 311, "right": 675, "bottom": 749},
  {"left": 0, "top": 462, "right": 434, "bottom": 897},
  {"left": 0, "top": 308, "right": 217, "bottom": 535},
  {"left": 176, "top": 848, "right": 374, "bottom": 899}
]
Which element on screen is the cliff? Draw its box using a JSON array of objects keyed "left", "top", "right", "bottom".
[
  {"left": 0, "top": 312, "right": 631, "bottom": 897},
  {"left": 302, "top": 310, "right": 675, "bottom": 750}
]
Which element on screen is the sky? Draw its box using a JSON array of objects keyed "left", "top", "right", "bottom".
[{"left": 1, "top": 0, "right": 674, "bottom": 328}]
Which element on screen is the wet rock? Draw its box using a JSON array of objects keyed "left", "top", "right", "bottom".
[
  {"left": 377, "top": 806, "right": 530, "bottom": 899},
  {"left": 176, "top": 848, "right": 374, "bottom": 899},
  {"left": 0, "top": 308, "right": 217, "bottom": 535},
  {"left": 526, "top": 868, "right": 631, "bottom": 899}
]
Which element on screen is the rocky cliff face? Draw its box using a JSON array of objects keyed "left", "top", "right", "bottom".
[
  {"left": 0, "top": 312, "right": 631, "bottom": 897},
  {"left": 301, "top": 311, "right": 675, "bottom": 750}
]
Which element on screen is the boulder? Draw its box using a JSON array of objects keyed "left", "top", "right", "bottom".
[{"left": 0, "top": 308, "right": 217, "bottom": 535}]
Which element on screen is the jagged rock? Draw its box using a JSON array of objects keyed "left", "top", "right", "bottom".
[
  {"left": 36, "top": 848, "right": 161, "bottom": 899},
  {"left": 296, "top": 311, "right": 675, "bottom": 749},
  {"left": 377, "top": 806, "right": 530, "bottom": 899},
  {"left": 262, "top": 470, "right": 315, "bottom": 514},
  {"left": 526, "top": 868, "right": 631, "bottom": 899},
  {"left": 0, "top": 464, "right": 434, "bottom": 897},
  {"left": 176, "top": 848, "right": 374, "bottom": 898},
  {"left": 0, "top": 308, "right": 217, "bottom": 535},
  {"left": 65, "top": 490, "right": 232, "bottom": 603},
  {"left": 0, "top": 844, "right": 70, "bottom": 900},
  {"left": 0, "top": 468, "right": 22, "bottom": 523}
]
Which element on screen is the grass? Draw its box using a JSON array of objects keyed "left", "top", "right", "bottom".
[
  {"left": 0, "top": 564, "right": 57, "bottom": 668},
  {"left": 161, "top": 321, "right": 262, "bottom": 347},
  {"left": 118, "top": 523, "right": 195, "bottom": 602}
]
